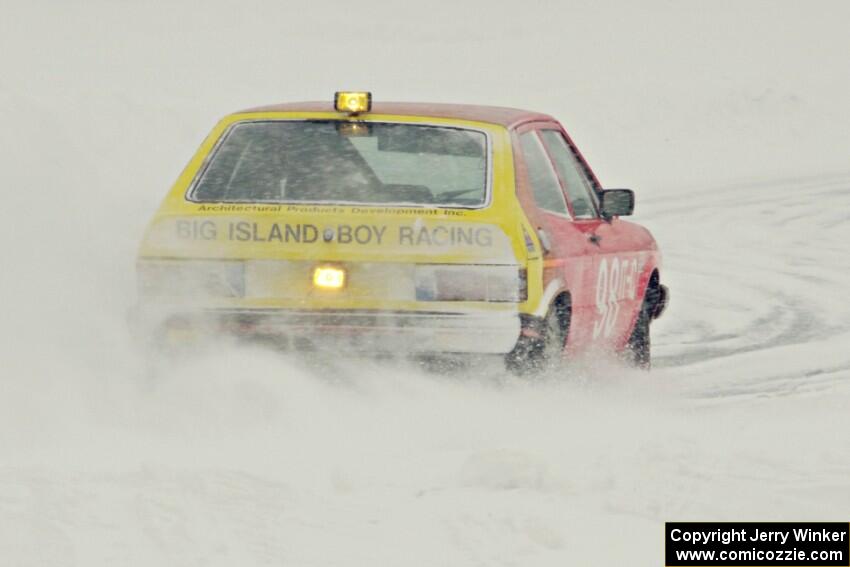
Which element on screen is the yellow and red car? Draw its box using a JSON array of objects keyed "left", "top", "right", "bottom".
[{"left": 136, "top": 92, "right": 667, "bottom": 370}]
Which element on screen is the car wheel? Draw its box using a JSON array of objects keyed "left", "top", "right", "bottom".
[
  {"left": 624, "top": 292, "right": 654, "bottom": 370},
  {"left": 505, "top": 299, "right": 570, "bottom": 375}
]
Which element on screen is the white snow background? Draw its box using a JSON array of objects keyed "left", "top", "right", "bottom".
[{"left": 1, "top": 0, "right": 849, "bottom": 565}]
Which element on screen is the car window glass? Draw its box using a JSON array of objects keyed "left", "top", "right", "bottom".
[
  {"left": 519, "top": 132, "right": 569, "bottom": 216},
  {"left": 539, "top": 130, "right": 598, "bottom": 219},
  {"left": 191, "top": 121, "right": 488, "bottom": 207}
]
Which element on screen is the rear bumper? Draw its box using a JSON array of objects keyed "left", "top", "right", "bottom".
[{"left": 136, "top": 307, "right": 522, "bottom": 354}]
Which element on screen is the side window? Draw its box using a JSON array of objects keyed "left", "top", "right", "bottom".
[
  {"left": 519, "top": 131, "right": 569, "bottom": 216},
  {"left": 539, "top": 130, "right": 598, "bottom": 219}
]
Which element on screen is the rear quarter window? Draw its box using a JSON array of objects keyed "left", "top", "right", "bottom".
[{"left": 518, "top": 131, "right": 570, "bottom": 216}]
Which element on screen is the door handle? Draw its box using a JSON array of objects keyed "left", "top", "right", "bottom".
[{"left": 588, "top": 233, "right": 601, "bottom": 245}]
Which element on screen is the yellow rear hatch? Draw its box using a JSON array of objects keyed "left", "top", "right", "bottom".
[{"left": 136, "top": 111, "right": 544, "bottom": 352}]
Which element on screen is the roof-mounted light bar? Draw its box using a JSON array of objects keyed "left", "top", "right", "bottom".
[{"left": 334, "top": 91, "right": 372, "bottom": 115}]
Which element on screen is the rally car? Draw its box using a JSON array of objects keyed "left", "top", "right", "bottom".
[{"left": 136, "top": 92, "right": 668, "bottom": 371}]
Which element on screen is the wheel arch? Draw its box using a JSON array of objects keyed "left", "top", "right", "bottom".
[
  {"left": 551, "top": 290, "right": 572, "bottom": 341},
  {"left": 645, "top": 268, "right": 668, "bottom": 320},
  {"left": 647, "top": 268, "right": 660, "bottom": 293},
  {"left": 621, "top": 266, "right": 660, "bottom": 347},
  {"left": 532, "top": 284, "right": 572, "bottom": 335}
]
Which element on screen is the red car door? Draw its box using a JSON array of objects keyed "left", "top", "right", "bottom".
[
  {"left": 512, "top": 123, "right": 598, "bottom": 352},
  {"left": 538, "top": 127, "right": 651, "bottom": 351}
]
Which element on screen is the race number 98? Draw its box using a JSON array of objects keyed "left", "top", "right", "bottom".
[{"left": 593, "top": 257, "right": 639, "bottom": 339}]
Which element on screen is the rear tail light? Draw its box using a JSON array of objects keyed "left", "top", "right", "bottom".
[
  {"left": 414, "top": 265, "right": 524, "bottom": 303},
  {"left": 137, "top": 259, "right": 245, "bottom": 298},
  {"left": 312, "top": 265, "right": 346, "bottom": 290}
]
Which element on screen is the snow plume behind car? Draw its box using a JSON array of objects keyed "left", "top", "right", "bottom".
[{"left": 3, "top": 168, "right": 850, "bottom": 564}]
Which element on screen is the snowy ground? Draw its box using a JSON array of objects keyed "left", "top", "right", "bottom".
[{"left": 2, "top": 1, "right": 850, "bottom": 565}]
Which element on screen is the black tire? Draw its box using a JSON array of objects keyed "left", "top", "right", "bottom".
[
  {"left": 506, "top": 299, "right": 570, "bottom": 375},
  {"left": 624, "top": 292, "right": 654, "bottom": 370}
]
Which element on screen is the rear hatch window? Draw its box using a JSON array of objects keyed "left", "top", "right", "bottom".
[{"left": 189, "top": 121, "right": 489, "bottom": 208}]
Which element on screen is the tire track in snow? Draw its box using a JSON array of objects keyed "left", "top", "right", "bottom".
[{"left": 643, "top": 172, "right": 850, "bottom": 399}]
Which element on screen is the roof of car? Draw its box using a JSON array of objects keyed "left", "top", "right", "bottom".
[{"left": 238, "top": 101, "right": 555, "bottom": 128}]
